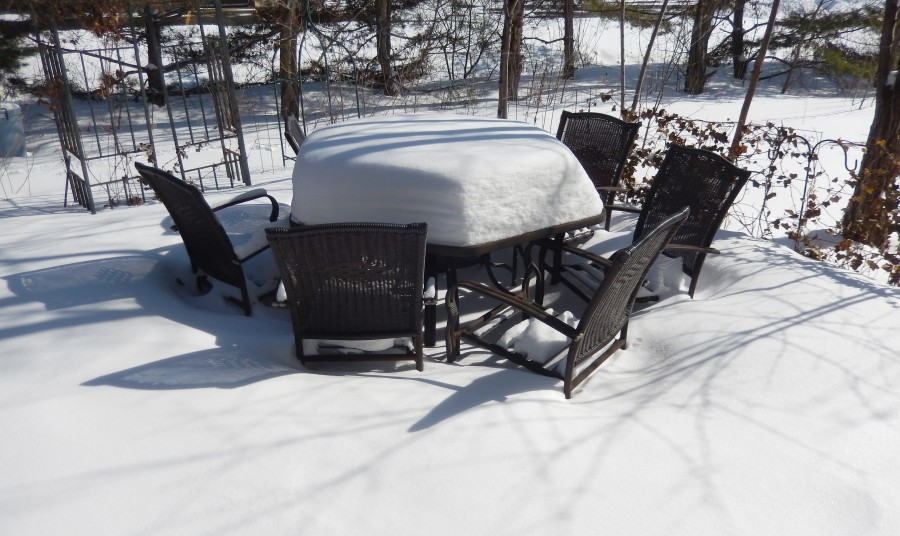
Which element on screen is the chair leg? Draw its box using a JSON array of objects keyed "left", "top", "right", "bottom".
[
  {"left": 238, "top": 285, "right": 252, "bottom": 316},
  {"left": 224, "top": 294, "right": 252, "bottom": 316},
  {"left": 196, "top": 274, "right": 212, "bottom": 294},
  {"left": 688, "top": 275, "right": 698, "bottom": 298},
  {"left": 222, "top": 281, "right": 253, "bottom": 316}
]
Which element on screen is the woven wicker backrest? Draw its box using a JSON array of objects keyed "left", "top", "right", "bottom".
[
  {"left": 556, "top": 111, "right": 640, "bottom": 203},
  {"left": 285, "top": 115, "right": 306, "bottom": 155},
  {"left": 635, "top": 145, "right": 751, "bottom": 280},
  {"left": 570, "top": 207, "right": 689, "bottom": 367},
  {"left": 266, "top": 223, "right": 427, "bottom": 340},
  {"left": 134, "top": 162, "right": 245, "bottom": 290}
]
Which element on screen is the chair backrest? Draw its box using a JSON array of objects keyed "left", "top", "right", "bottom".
[
  {"left": 266, "top": 222, "right": 428, "bottom": 345},
  {"left": 134, "top": 162, "right": 246, "bottom": 292},
  {"left": 284, "top": 115, "right": 306, "bottom": 155},
  {"left": 634, "top": 145, "right": 751, "bottom": 294},
  {"left": 568, "top": 207, "right": 689, "bottom": 371},
  {"left": 556, "top": 111, "right": 640, "bottom": 202}
]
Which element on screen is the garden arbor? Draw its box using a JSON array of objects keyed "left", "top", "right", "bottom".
[{"left": 34, "top": 0, "right": 251, "bottom": 213}]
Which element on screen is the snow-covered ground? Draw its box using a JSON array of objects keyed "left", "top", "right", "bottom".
[{"left": 2, "top": 9, "right": 899, "bottom": 536}]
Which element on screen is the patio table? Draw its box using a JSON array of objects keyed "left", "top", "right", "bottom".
[{"left": 290, "top": 113, "right": 605, "bottom": 347}]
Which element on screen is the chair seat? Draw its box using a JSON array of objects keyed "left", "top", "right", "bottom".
[{"left": 229, "top": 213, "right": 291, "bottom": 259}]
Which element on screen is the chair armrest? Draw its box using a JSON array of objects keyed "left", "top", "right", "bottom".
[
  {"left": 458, "top": 280, "right": 579, "bottom": 339},
  {"left": 534, "top": 238, "right": 614, "bottom": 268},
  {"left": 235, "top": 243, "right": 272, "bottom": 263},
  {"left": 664, "top": 243, "right": 721, "bottom": 255},
  {"left": 172, "top": 189, "right": 280, "bottom": 233},
  {"left": 212, "top": 188, "right": 280, "bottom": 223},
  {"left": 604, "top": 203, "right": 641, "bottom": 215},
  {"left": 560, "top": 244, "right": 614, "bottom": 268}
]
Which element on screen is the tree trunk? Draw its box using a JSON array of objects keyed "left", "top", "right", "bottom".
[
  {"left": 731, "top": 0, "right": 748, "bottom": 79},
  {"left": 684, "top": 0, "right": 719, "bottom": 95},
  {"left": 842, "top": 0, "right": 900, "bottom": 247},
  {"left": 620, "top": 0, "right": 626, "bottom": 112},
  {"left": 563, "top": 0, "right": 575, "bottom": 79},
  {"left": 144, "top": 4, "right": 165, "bottom": 105},
  {"left": 497, "top": 0, "right": 511, "bottom": 118},
  {"left": 376, "top": 0, "right": 397, "bottom": 95},
  {"left": 631, "top": 0, "right": 669, "bottom": 113},
  {"left": 278, "top": 0, "right": 303, "bottom": 121},
  {"left": 730, "top": 0, "right": 780, "bottom": 160},
  {"left": 508, "top": 0, "right": 525, "bottom": 101},
  {"left": 498, "top": 0, "right": 524, "bottom": 117}
]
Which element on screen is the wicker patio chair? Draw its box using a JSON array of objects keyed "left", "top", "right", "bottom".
[
  {"left": 266, "top": 222, "right": 428, "bottom": 371},
  {"left": 545, "top": 145, "right": 751, "bottom": 300},
  {"left": 556, "top": 111, "right": 640, "bottom": 231},
  {"left": 631, "top": 145, "right": 750, "bottom": 297},
  {"left": 134, "top": 162, "right": 280, "bottom": 316},
  {"left": 284, "top": 115, "right": 306, "bottom": 155},
  {"left": 446, "top": 208, "right": 688, "bottom": 399}
]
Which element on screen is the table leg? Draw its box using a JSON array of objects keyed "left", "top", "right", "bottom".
[
  {"left": 424, "top": 255, "right": 437, "bottom": 347},
  {"left": 519, "top": 242, "right": 546, "bottom": 306},
  {"left": 550, "top": 232, "right": 564, "bottom": 285},
  {"left": 425, "top": 308, "right": 436, "bottom": 346}
]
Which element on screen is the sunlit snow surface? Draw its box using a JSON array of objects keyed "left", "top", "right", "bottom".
[{"left": 291, "top": 114, "right": 604, "bottom": 247}]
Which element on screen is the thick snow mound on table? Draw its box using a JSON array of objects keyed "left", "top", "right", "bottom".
[{"left": 290, "top": 113, "right": 604, "bottom": 247}]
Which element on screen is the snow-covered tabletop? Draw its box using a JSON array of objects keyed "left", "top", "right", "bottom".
[{"left": 290, "top": 113, "right": 605, "bottom": 248}]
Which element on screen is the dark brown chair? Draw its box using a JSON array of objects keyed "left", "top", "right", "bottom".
[
  {"left": 134, "top": 162, "right": 280, "bottom": 315},
  {"left": 556, "top": 111, "right": 640, "bottom": 231},
  {"left": 446, "top": 208, "right": 688, "bottom": 399},
  {"left": 630, "top": 145, "right": 750, "bottom": 297},
  {"left": 547, "top": 145, "right": 751, "bottom": 300},
  {"left": 284, "top": 115, "right": 306, "bottom": 155},
  {"left": 266, "top": 222, "right": 428, "bottom": 371}
]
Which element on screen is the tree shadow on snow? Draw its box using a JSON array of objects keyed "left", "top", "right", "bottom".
[{"left": 405, "top": 364, "right": 561, "bottom": 432}]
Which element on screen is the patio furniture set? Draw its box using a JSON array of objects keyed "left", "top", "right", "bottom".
[{"left": 134, "top": 111, "right": 750, "bottom": 398}]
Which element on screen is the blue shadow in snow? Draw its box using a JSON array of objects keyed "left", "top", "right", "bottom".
[
  {"left": 83, "top": 345, "right": 298, "bottom": 390},
  {"left": 3, "top": 252, "right": 297, "bottom": 390}
]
